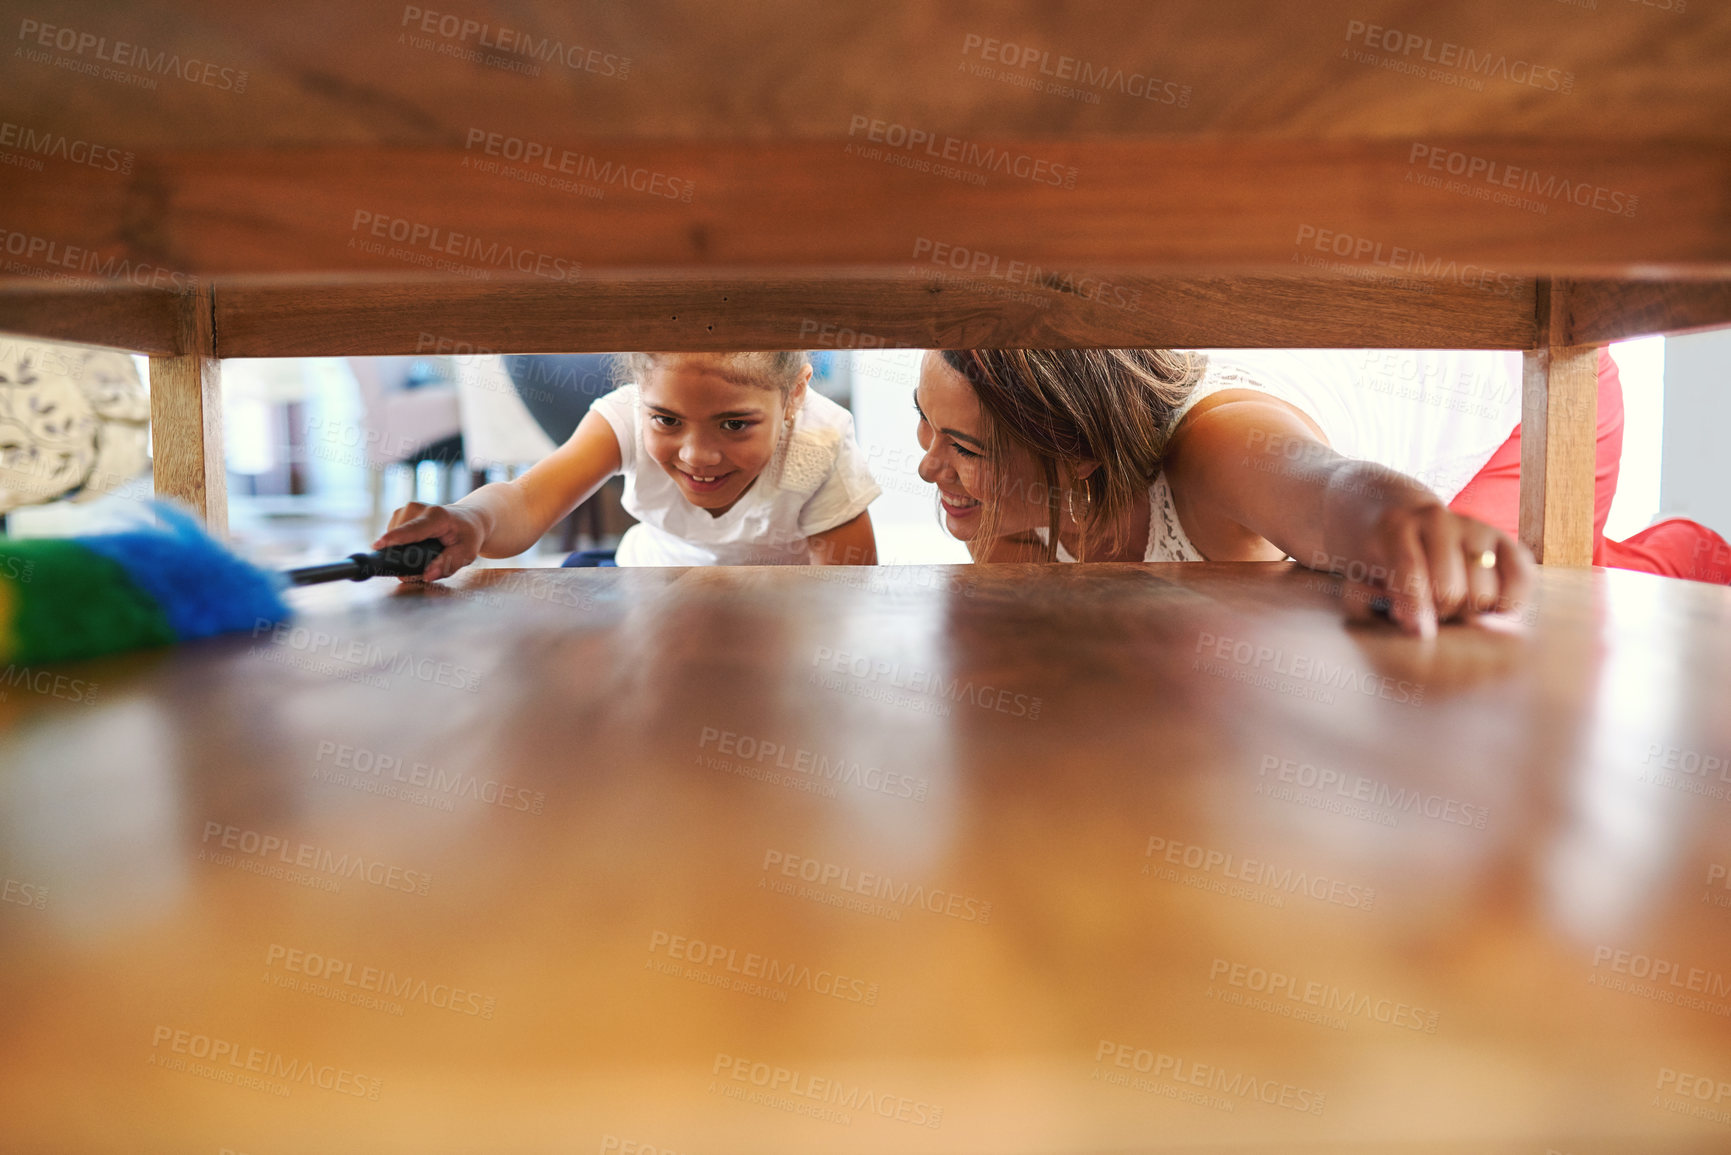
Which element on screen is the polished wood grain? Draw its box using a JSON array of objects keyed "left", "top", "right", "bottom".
[
  {"left": 1, "top": 563, "right": 1728, "bottom": 1153},
  {"left": 0, "top": 283, "right": 184, "bottom": 356},
  {"left": 1563, "top": 280, "right": 1731, "bottom": 346},
  {"left": 1519, "top": 344, "right": 1598, "bottom": 568},
  {"left": 147, "top": 285, "right": 226, "bottom": 532},
  {"left": 3, "top": 2, "right": 1728, "bottom": 141},
  {"left": 1519, "top": 282, "right": 1599, "bottom": 567},
  {"left": 3, "top": 1, "right": 1731, "bottom": 284},
  {"left": 1, "top": 141, "right": 1726, "bottom": 281},
  {"left": 207, "top": 272, "right": 1541, "bottom": 356},
  {"left": 18, "top": 272, "right": 1731, "bottom": 357}
]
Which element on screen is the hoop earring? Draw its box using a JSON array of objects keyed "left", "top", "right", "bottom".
[{"left": 1067, "top": 483, "right": 1091, "bottom": 522}]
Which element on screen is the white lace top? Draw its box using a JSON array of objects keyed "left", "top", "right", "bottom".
[
  {"left": 1038, "top": 471, "right": 1207, "bottom": 562},
  {"left": 1037, "top": 359, "right": 1264, "bottom": 562}
]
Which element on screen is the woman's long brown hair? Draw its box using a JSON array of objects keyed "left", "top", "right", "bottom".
[{"left": 939, "top": 349, "right": 1206, "bottom": 562}]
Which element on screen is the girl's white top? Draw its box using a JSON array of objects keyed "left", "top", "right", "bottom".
[
  {"left": 592, "top": 385, "right": 882, "bottom": 565},
  {"left": 1039, "top": 349, "right": 1525, "bottom": 563}
]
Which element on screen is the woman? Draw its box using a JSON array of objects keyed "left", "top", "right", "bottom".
[{"left": 912, "top": 349, "right": 1534, "bottom": 638}]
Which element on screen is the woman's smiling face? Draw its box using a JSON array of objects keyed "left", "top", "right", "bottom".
[{"left": 914, "top": 352, "right": 1050, "bottom": 542}]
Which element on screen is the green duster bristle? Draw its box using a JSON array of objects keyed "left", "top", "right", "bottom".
[
  {"left": 0, "top": 503, "right": 292, "bottom": 668},
  {"left": 0, "top": 539, "right": 179, "bottom": 666}
]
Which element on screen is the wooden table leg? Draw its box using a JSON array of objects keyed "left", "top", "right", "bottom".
[
  {"left": 149, "top": 285, "right": 227, "bottom": 535},
  {"left": 1520, "top": 282, "right": 1599, "bottom": 567}
]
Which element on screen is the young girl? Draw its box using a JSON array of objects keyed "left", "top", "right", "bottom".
[
  {"left": 375, "top": 351, "right": 880, "bottom": 576},
  {"left": 914, "top": 348, "right": 1536, "bottom": 637}
]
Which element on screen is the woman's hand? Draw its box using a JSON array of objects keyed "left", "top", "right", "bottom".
[
  {"left": 373, "top": 502, "right": 490, "bottom": 583},
  {"left": 1320, "top": 468, "right": 1536, "bottom": 638}
]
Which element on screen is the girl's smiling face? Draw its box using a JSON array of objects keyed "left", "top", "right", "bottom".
[
  {"left": 640, "top": 356, "right": 805, "bottom": 516},
  {"left": 914, "top": 351, "right": 1050, "bottom": 542}
]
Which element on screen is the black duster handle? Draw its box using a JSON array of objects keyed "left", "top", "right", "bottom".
[{"left": 283, "top": 538, "right": 447, "bottom": 586}]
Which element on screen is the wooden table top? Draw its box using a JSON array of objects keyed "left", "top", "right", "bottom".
[
  {"left": 7, "top": 1, "right": 1731, "bottom": 281},
  {"left": 6, "top": 3, "right": 1731, "bottom": 365},
  {"left": 2, "top": 561, "right": 1730, "bottom": 1154}
]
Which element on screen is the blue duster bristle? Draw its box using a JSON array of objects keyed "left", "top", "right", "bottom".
[{"left": 74, "top": 504, "right": 291, "bottom": 641}]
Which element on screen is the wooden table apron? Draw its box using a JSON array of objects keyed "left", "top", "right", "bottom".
[{"left": 1, "top": 562, "right": 1729, "bottom": 1154}]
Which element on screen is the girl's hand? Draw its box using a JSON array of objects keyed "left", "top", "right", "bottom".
[
  {"left": 373, "top": 503, "right": 488, "bottom": 583},
  {"left": 1321, "top": 479, "right": 1536, "bottom": 638}
]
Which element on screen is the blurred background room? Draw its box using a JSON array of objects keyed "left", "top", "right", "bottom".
[{"left": 3, "top": 336, "right": 1725, "bottom": 574}]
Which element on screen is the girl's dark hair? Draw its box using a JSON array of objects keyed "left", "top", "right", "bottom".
[
  {"left": 939, "top": 349, "right": 1207, "bottom": 561},
  {"left": 615, "top": 352, "right": 810, "bottom": 395}
]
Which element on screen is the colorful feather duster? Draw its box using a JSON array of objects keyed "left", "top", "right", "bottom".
[{"left": 0, "top": 505, "right": 290, "bottom": 666}]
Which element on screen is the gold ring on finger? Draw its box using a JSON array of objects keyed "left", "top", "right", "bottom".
[{"left": 1477, "top": 548, "right": 1498, "bottom": 569}]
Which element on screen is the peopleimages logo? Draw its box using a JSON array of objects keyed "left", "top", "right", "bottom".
[
  {"left": 1257, "top": 754, "right": 1488, "bottom": 829},
  {"left": 761, "top": 850, "right": 992, "bottom": 922},
  {"left": 0, "top": 227, "right": 198, "bottom": 290},
  {"left": 0, "top": 120, "right": 132, "bottom": 172},
  {"left": 811, "top": 646, "right": 1043, "bottom": 719},
  {"left": 1343, "top": 20, "right": 1574, "bottom": 94},
  {"left": 1, "top": 877, "right": 47, "bottom": 909},
  {"left": 1093, "top": 1040, "right": 1326, "bottom": 1116},
  {"left": 1143, "top": 835, "right": 1376, "bottom": 910},
  {"left": 845, "top": 115, "right": 1078, "bottom": 188},
  {"left": 1706, "top": 863, "right": 1731, "bottom": 910},
  {"left": 16, "top": 18, "right": 249, "bottom": 91},
  {"left": 1640, "top": 742, "right": 1731, "bottom": 802},
  {"left": 149, "top": 1026, "right": 381, "bottom": 1099},
  {"left": 348, "top": 210, "right": 578, "bottom": 282},
  {"left": 1645, "top": 743, "right": 1731, "bottom": 781},
  {"left": 1407, "top": 144, "right": 1638, "bottom": 218},
  {"left": 200, "top": 822, "right": 432, "bottom": 895},
  {"left": 911, "top": 237, "right": 1141, "bottom": 312},
  {"left": 1195, "top": 631, "right": 1425, "bottom": 706},
  {"left": 1654, "top": 1067, "right": 1731, "bottom": 1128},
  {"left": 314, "top": 741, "right": 545, "bottom": 814},
  {"left": 463, "top": 128, "right": 694, "bottom": 202},
  {"left": 1590, "top": 946, "right": 1731, "bottom": 1000},
  {"left": 711, "top": 1053, "right": 943, "bottom": 1129},
  {"left": 699, "top": 727, "right": 930, "bottom": 800},
  {"left": 1292, "top": 224, "right": 1518, "bottom": 296},
  {"left": 265, "top": 944, "right": 497, "bottom": 1018},
  {"left": 0, "top": 663, "right": 97, "bottom": 705},
  {"left": 398, "top": 6, "right": 630, "bottom": 78},
  {"left": 959, "top": 34, "right": 1191, "bottom": 106},
  {"left": 1208, "top": 958, "right": 1441, "bottom": 1033},
  {"left": 1349, "top": 350, "right": 1517, "bottom": 423},
  {"left": 251, "top": 618, "right": 483, "bottom": 691},
  {"left": 1657, "top": 1066, "right": 1731, "bottom": 1106},
  {"left": 649, "top": 930, "right": 879, "bottom": 1005}
]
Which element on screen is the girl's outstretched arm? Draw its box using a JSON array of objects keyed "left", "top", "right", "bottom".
[
  {"left": 808, "top": 511, "right": 878, "bottom": 566},
  {"left": 1162, "top": 390, "right": 1535, "bottom": 637},
  {"left": 374, "top": 410, "right": 623, "bottom": 581}
]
